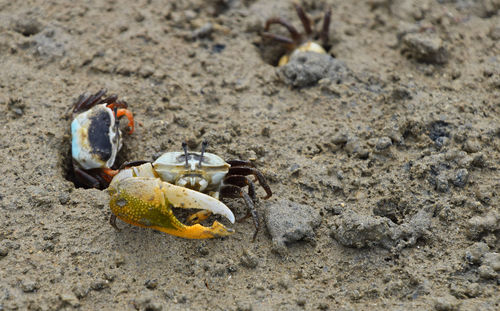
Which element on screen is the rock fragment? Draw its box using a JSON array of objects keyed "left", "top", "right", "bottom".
[
  {"left": 278, "top": 52, "right": 351, "bottom": 87},
  {"left": 402, "top": 33, "right": 448, "bottom": 64},
  {"left": 330, "top": 208, "right": 432, "bottom": 251},
  {"left": 264, "top": 199, "right": 321, "bottom": 255}
]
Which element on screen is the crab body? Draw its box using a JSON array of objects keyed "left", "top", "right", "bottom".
[
  {"left": 108, "top": 143, "right": 272, "bottom": 240},
  {"left": 278, "top": 41, "right": 327, "bottom": 66},
  {"left": 71, "top": 104, "right": 122, "bottom": 170},
  {"left": 70, "top": 89, "right": 134, "bottom": 189},
  {"left": 153, "top": 151, "right": 230, "bottom": 198}
]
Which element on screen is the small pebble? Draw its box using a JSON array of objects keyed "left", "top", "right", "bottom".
[
  {"left": 471, "top": 153, "right": 486, "bottom": 167},
  {"left": 482, "top": 252, "right": 500, "bottom": 271},
  {"left": 60, "top": 291, "right": 80, "bottom": 307},
  {"left": 12, "top": 16, "right": 43, "bottom": 36},
  {"left": 433, "top": 295, "right": 460, "bottom": 311},
  {"left": 145, "top": 279, "right": 158, "bottom": 290},
  {"left": 331, "top": 133, "right": 348, "bottom": 145},
  {"left": 296, "top": 297, "right": 306, "bottom": 306},
  {"left": 196, "top": 242, "right": 209, "bottom": 256},
  {"left": 236, "top": 301, "right": 253, "bottom": 311},
  {"left": 21, "top": 279, "right": 39, "bottom": 293},
  {"left": 435, "top": 136, "right": 449, "bottom": 149},
  {"left": 463, "top": 139, "right": 481, "bottom": 153},
  {"left": 72, "top": 283, "right": 89, "bottom": 299},
  {"left": 277, "top": 274, "right": 291, "bottom": 289},
  {"left": 90, "top": 278, "right": 108, "bottom": 291},
  {"left": 114, "top": 253, "right": 126, "bottom": 267},
  {"left": 435, "top": 174, "right": 449, "bottom": 192},
  {"left": 375, "top": 136, "right": 392, "bottom": 150},
  {"left": 402, "top": 33, "right": 448, "bottom": 64},
  {"left": 0, "top": 244, "right": 9, "bottom": 257},
  {"left": 467, "top": 211, "right": 499, "bottom": 237},
  {"left": 452, "top": 169, "right": 468, "bottom": 188},
  {"left": 58, "top": 193, "right": 70, "bottom": 205},
  {"left": 191, "top": 22, "right": 213, "bottom": 39},
  {"left": 478, "top": 264, "right": 497, "bottom": 279},
  {"left": 465, "top": 242, "right": 489, "bottom": 264},
  {"left": 135, "top": 292, "right": 163, "bottom": 311},
  {"left": 240, "top": 249, "right": 258, "bottom": 269}
]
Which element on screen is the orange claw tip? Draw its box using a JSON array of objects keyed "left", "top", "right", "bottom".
[{"left": 155, "top": 221, "right": 234, "bottom": 239}]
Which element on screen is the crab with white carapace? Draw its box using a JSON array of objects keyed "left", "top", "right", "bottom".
[{"left": 108, "top": 141, "right": 272, "bottom": 240}]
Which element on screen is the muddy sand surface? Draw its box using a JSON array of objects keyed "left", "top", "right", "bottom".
[{"left": 0, "top": 0, "right": 499, "bottom": 310}]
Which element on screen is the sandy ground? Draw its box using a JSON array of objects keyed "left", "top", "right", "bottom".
[{"left": 0, "top": 0, "right": 499, "bottom": 310}]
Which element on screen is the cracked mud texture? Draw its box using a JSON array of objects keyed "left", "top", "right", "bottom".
[{"left": 0, "top": 0, "right": 499, "bottom": 310}]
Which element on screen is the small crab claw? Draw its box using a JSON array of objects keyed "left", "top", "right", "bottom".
[{"left": 108, "top": 176, "right": 235, "bottom": 239}]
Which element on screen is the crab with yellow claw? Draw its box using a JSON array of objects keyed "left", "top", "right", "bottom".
[
  {"left": 262, "top": 3, "right": 331, "bottom": 66},
  {"left": 108, "top": 141, "right": 272, "bottom": 240},
  {"left": 70, "top": 89, "right": 134, "bottom": 189}
]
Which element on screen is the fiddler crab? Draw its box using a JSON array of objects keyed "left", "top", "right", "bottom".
[
  {"left": 262, "top": 3, "right": 331, "bottom": 66},
  {"left": 70, "top": 89, "right": 134, "bottom": 189},
  {"left": 108, "top": 141, "right": 272, "bottom": 240}
]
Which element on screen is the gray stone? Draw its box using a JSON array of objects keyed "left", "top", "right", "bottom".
[
  {"left": 278, "top": 52, "right": 351, "bottom": 87},
  {"left": 21, "top": 279, "right": 39, "bottom": 293},
  {"left": 12, "top": 15, "right": 43, "bottom": 36},
  {"left": 467, "top": 210, "right": 499, "bottom": 238},
  {"left": 465, "top": 242, "right": 489, "bottom": 264},
  {"left": 463, "top": 139, "right": 481, "bottom": 153},
  {"left": 478, "top": 264, "right": 497, "bottom": 279},
  {"left": 264, "top": 199, "right": 322, "bottom": 254},
  {"left": 375, "top": 136, "right": 392, "bottom": 151},
  {"left": 482, "top": 252, "right": 500, "bottom": 271},
  {"left": 402, "top": 33, "right": 448, "bottom": 64},
  {"left": 435, "top": 174, "right": 449, "bottom": 192},
  {"left": 59, "top": 291, "right": 80, "bottom": 308},
  {"left": 240, "top": 249, "right": 259, "bottom": 269},
  {"left": 452, "top": 169, "right": 469, "bottom": 188},
  {"left": 434, "top": 295, "right": 460, "bottom": 311},
  {"left": 331, "top": 208, "right": 431, "bottom": 251}
]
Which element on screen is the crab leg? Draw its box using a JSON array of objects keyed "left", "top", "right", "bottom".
[
  {"left": 74, "top": 166, "right": 101, "bottom": 189},
  {"left": 223, "top": 175, "right": 256, "bottom": 201},
  {"left": 105, "top": 98, "right": 128, "bottom": 109},
  {"left": 226, "top": 159, "right": 255, "bottom": 168},
  {"left": 320, "top": 7, "right": 332, "bottom": 47},
  {"left": 265, "top": 17, "right": 302, "bottom": 41},
  {"left": 72, "top": 89, "right": 108, "bottom": 114},
  {"left": 115, "top": 108, "right": 135, "bottom": 134},
  {"left": 220, "top": 185, "right": 259, "bottom": 241},
  {"left": 261, "top": 32, "right": 295, "bottom": 45},
  {"left": 109, "top": 177, "right": 235, "bottom": 239},
  {"left": 294, "top": 4, "right": 312, "bottom": 35},
  {"left": 100, "top": 168, "right": 119, "bottom": 183},
  {"left": 227, "top": 167, "right": 272, "bottom": 199}
]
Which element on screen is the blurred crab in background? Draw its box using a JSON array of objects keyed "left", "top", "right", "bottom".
[
  {"left": 70, "top": 89, "right": 134, "bottom": 189},
  {"left": 108, "top": 141, "right": 272, "bottom": 240},
  {"left": 262, "top": 3, "right": 331, "bottom": 66}
]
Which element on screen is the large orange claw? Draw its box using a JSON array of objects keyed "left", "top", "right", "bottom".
[{"left": 108, "top": 166, "right": 235, "bottom": 239}]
